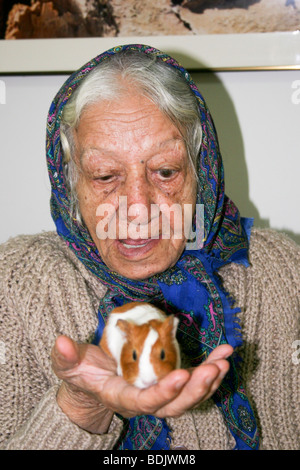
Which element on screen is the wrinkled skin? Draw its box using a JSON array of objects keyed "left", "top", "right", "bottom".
[{"left": 74, "top": 92, "right": 197, "bottom": 280}]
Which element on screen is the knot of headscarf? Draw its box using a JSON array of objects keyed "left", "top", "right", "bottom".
[{"left": 46, "top": 44, "right": 259, "bottom": 450}]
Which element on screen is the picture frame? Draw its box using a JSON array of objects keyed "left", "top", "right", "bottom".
[{"left": 0, "top": 31, "right": 299, "bottom": 74}]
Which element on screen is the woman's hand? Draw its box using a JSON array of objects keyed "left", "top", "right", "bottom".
[{"left": 52, "top": 335, "right": 233, "bottom": 434}]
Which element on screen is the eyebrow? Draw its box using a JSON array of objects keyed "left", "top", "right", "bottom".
[{"left": 80, "top": 147, "right": 116, "bottom": 162}]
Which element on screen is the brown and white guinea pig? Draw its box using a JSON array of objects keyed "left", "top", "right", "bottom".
[{"left": 99, "top": 302, "right": 181, "bottom": 389}]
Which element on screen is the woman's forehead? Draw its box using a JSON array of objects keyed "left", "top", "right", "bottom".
[{"left": 76, "top": 93, "right": 186, "bottom": 158}]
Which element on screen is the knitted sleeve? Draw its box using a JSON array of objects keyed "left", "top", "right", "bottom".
[
  {"left": 0, "top": 233, "right": 123, "bottom": 450},
  {"left": 220, "top": 229, "right": 300, "bottom": 449}
]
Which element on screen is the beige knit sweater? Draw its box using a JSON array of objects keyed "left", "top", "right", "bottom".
[{"left": 0, "top": 229, "right": 299, "bottom": 450}]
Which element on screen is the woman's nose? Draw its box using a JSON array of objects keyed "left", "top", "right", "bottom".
[{"left": 121, "top": 172, "right": 153, "bottom": 224}]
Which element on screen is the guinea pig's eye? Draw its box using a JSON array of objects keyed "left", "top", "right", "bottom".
[
  {"left": 132, "top": 350, "right": 137, "bottom": 361},
  {"left": 160, "top": 349, "right": 165, "bottom": 360}
]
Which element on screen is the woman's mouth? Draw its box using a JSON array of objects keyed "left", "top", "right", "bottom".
[
  {"left": 121, "top": 240, "right": 149, "bottom": 249},
  {"left": 116, "top": 237, "right": 160, "bottom": 258}
]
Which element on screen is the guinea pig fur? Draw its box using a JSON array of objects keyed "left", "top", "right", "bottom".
[{"left": 99, "top": 302, "right": 181, "bottom": 389}]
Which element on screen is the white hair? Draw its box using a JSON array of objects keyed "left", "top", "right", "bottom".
[{"left": 60, "top": 50, "right": 202, "bottom": 222}]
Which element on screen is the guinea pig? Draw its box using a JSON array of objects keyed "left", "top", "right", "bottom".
[{"left": 99, "top": 302, "right": 181, "bottom": 389}]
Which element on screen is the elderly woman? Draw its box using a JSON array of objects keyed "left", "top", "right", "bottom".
[{"left": 0, "top": 45, "right": 299, "bottom": 450}]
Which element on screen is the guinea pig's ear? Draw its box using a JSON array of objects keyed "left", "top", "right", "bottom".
[
  {"left": 116, "top": 319, "right": 131, "bottom": 336},
  {"left": 164, "top": 315, "right": 179, "bottom": 337},
  {"left": 171, "top": 315, "right": 179, "bottom": 337}
]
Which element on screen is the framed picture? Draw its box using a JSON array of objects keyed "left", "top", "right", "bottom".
[{"left": 0, "top": 0, "right": 299, "bottom": 73}]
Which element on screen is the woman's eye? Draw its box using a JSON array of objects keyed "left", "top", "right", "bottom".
[
  {"left": 157, "top": 169, "right": 176, "bottom": 179},
  {"left": 95, "top": 174, "right": 115, "bottom": 182}
]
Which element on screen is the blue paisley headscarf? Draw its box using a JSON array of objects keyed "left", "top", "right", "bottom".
[{"left": 46, "top": 44, "right": 259, "bottom": 450}]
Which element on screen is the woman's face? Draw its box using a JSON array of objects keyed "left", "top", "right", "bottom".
[{"left": 73, "top": 92, "right": 197, "bottom": 280}]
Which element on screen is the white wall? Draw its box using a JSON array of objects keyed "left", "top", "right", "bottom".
[
  {"left": 194, "top": 70, "right": 300, "bottom": 244},
  {"left": 0, "top": 69, "right": 299, "bottom": 245}
]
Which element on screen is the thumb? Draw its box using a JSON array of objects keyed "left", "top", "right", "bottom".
[{"left": 52, "top": 335, "right": 80, "bottom": 373}]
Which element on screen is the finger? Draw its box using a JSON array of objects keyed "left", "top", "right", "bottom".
[
  {"left": 115, "top": 348, "right": 233, "bottom": 418},
  {"left": 133, "top": 370, "right": 191, "bottom": 416},
  {"left": 196, "top": 358, "right": 231, "bottom": 401},
  {"left": 51, "top": 335, "right": 80, "bottom": 373},
  {"left": 117, "top": 357, "right": 229, "bottom": 418},
  {"left": 102, "top": 369, "right": 191, "bottom": 417},
  {"left": 204, "top": 344, "right": 234, "bottom": 363},
  {"left": 139, "top": 369, "right": 192, "bottom": 414},
  {"left": 154, "top": 362, "right": 223, "bottom": 418}
]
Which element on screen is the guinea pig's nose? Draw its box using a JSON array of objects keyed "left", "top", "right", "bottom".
[
  {"left": 135, "top": 377, "right": 158, "bottom": 389},
  {"left": 143, "top": 380, "right": 157, "bottom": 389}
]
